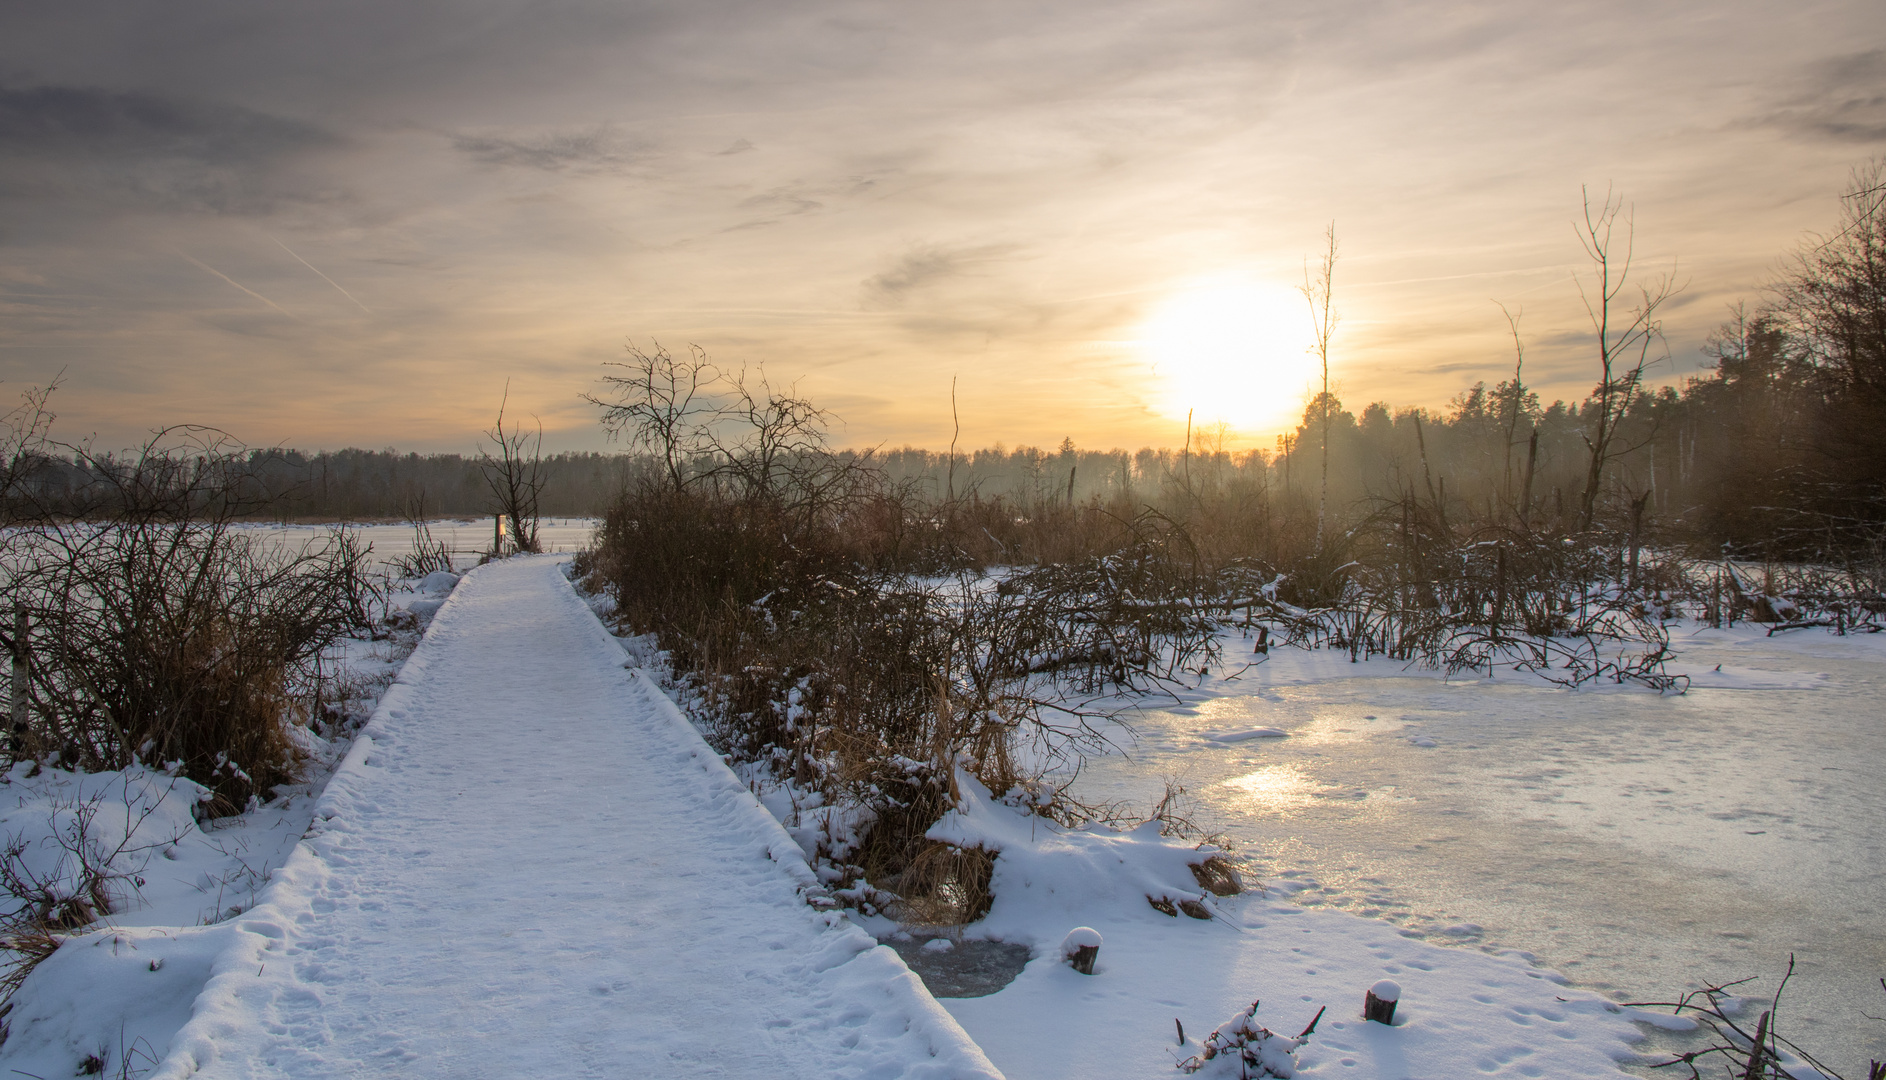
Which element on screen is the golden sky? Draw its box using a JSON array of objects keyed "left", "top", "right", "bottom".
[{"left": 3, "top": 0, "right": 1883, "bottom": 453}]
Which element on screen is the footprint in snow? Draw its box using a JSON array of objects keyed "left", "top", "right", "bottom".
[{"left": 1408, "top": 736, "right": 1439, "bottom": 747}]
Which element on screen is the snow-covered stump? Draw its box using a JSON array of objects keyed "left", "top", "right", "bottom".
[
  {"left": 1364, "top": 979, "right": 1400, "bottom": 1025},
  {"left": 1062, "top": 927, "right": 1102, "bottom": 975}
]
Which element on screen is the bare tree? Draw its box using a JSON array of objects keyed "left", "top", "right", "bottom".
[
  {"left": 708, "top": 365, "right": 833, "bottom": 503},
  {"left": 479, "top": 385, "right": 545, "bottom": 554},
  {"left": 1572, "top": 186, "right": 1679, "bottom": 531},
  {"left": 0, "top": 378, "right": 61, "bottom": 524},
  {"left": 1776, "top": 159, "right": 1886, "bottom": 486},
  {"left": 1301, "top": 224, "right": 1340, "bottom": 551},
  {"left": 1494, "top": 302, "right": 1536, "bottom": 523},
  {"left": 585, "top": 341, "right": 717, "bottom": 493}
]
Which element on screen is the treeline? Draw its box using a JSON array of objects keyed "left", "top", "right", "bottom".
[{"left": 5, "top": 445, "right": 638, "bottom": 521}]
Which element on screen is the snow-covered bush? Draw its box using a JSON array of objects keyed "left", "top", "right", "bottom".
[{"left": 1175, "top": 1002, "right": 1306, "bottom": 1079}]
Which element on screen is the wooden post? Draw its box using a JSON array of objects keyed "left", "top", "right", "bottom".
[{"left": 1364, "top": 980, "right": 1399, "bottom": 1025}]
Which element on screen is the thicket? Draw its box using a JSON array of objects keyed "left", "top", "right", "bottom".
[{"left": 0, "top": 400, "right": 382, "bottom": 811}]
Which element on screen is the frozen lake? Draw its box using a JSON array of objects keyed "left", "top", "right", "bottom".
[
  {"left": 1073, "top": 625, "right": 1886, "bottom": 1073},
  {"left": 238, "top": 518, "right": 599, "bottom": 570}
]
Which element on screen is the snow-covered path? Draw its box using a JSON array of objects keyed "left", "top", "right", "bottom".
[{"left": 153, "top": 557, "right": 1001, "bottom": 1080}]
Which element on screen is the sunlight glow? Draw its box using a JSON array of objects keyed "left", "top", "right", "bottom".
[
  {"left": 1138, "top": 279, "right": 1321, "bottom": 440},
  {"left": 1218, "top": 764, "right": 1319, "bottom": 815}
]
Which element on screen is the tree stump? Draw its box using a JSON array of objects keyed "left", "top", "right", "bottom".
[
  {"left": 1061, "top": 926, "right": 1102, "bottom": 975},
  {"left": 1364, "top": 980, "right": 1400, "bottom": 1025}
]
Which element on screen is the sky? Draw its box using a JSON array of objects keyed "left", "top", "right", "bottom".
[{"left": 2, "top": 0, "right": 1883, "bottom": 455}]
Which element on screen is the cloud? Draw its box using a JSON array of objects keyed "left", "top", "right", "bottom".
[
  {"left": 0, "top": 84, "right": 340, "bottom": 213},
  {"left": 862, "top": 243, "right": 1018, "bottom": 308},
  {"left": 1759, "top": 49, "right": 1886, "bottom": 144},
  {"left": 451, "top": 126, "right": 643, "bottom": 172}
]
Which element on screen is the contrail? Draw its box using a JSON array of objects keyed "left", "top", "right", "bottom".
[
  {"left": 178, "top": 252, "right": 302, "bottom": 322},
  {"left": 267, "top": 234, "right": 373, "bottom": 313}
]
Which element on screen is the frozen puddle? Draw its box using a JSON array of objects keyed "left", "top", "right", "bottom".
[
  {"left": 144, "top": 557, "right": 1000, "bottom": 1080},
  {"left": 884, "top": 937, "right": 1033, "bottom": 998}
]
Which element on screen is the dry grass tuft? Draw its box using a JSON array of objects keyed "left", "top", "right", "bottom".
[
  {"left": 883, "top": 843, "right": 995, "bottom": 927},
  {"left": 1190, "top": 854, "right": 1243, "bottom": 897}
]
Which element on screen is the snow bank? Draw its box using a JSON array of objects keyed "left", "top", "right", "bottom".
[{"left": 926, "top": 771, "right": 1220, "bottom": 936}]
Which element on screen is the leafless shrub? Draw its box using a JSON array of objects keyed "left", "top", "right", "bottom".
[
  {"left": 1628, "top": 956, "right": 1884, "bottom": 1080},
  {"left": 0, "top": 425, "right": 373, "bottom": 808},
  {"left": 1223, "top": 503, "right": 1685, "bottom": 690},
  {"left": 479, "top": 386, "right": 546, "bottom": 555},
  {"left": 390, "top": 491, "right": 455, "bottom": 579},
  {"left": 0, "top": 783, "right": 186, "bottom": 1006}
]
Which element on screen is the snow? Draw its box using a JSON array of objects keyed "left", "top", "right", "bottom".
[
  {"left": 1176, "top": 1002, "right": 1306, "bottom": 1078},
  {"left": 893, "top": 770, "right": 1660, "bottom": 1079},
  {"left": 16, "top": 540, "right": 1880, "bottom": 1078},
  {"left": 129, "top": 555, "right": 998, "bottom": 1079},
  {"left": 0, "top": 734, "right": 375, "bottom": 1078},
  {"left": 417, "top": 570, "right": 461, "bottom": 593}
]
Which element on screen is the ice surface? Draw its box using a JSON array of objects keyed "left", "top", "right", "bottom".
[
  {"left": 1208, "top": 727, "right": 1288, "bottom": 742},
  {"left": 1068, "top": 624, "right": 1886, "bottom": 1073}
]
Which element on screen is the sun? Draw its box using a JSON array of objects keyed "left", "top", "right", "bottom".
[{"left": 1137, "top": 279, "right": 1321, "bottom": 439}]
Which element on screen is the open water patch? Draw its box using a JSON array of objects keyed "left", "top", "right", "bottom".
[{"left": 884, "top": 936, "right": 1033, "bottom": 998}]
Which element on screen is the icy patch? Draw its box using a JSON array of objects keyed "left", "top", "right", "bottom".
[
  {"left": 885, "top": 937, "right": 1033, "bottom": 999},
  {"left": 1208, "top": 727, "right": 1288, "bottom": 742}
]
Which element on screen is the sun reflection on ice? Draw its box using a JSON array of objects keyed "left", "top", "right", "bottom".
[{"left": 1218, "top": 763, "right": 1319, "bottom": 814}]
